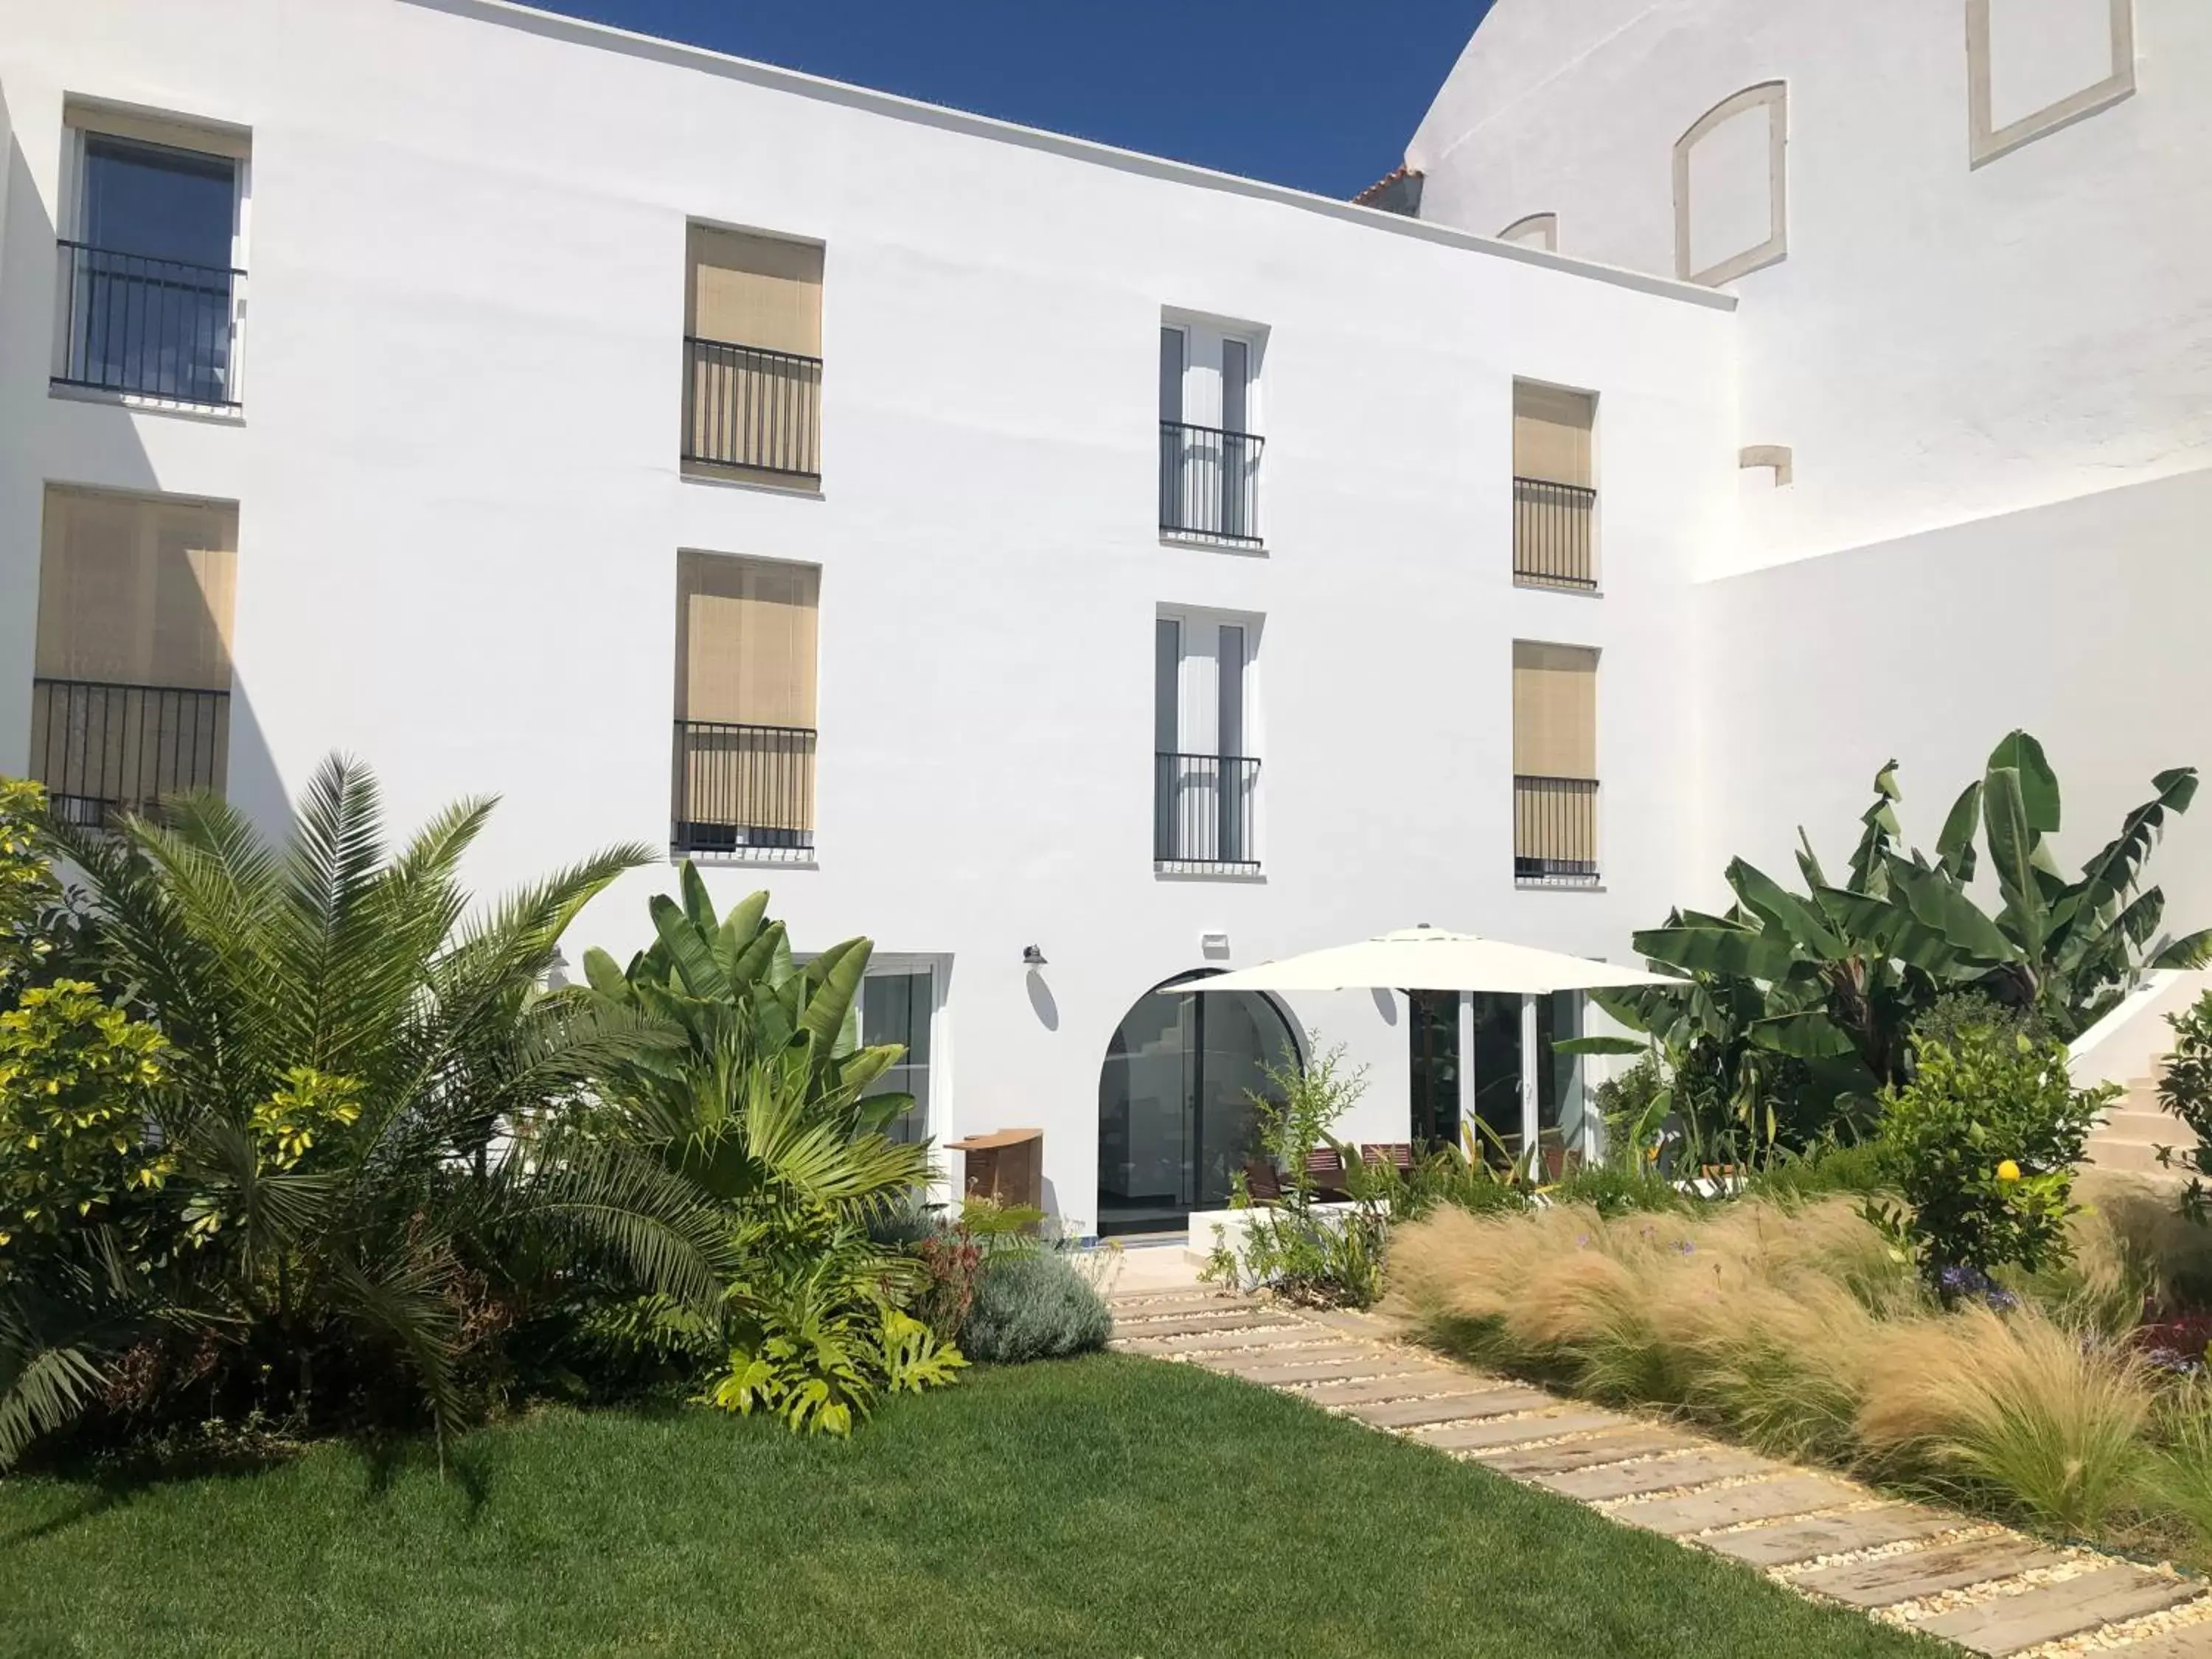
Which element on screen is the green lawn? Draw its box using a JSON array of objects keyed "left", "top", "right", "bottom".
[{"left": 0, "top": 1354, "right": 1938, "bottom": 1658}]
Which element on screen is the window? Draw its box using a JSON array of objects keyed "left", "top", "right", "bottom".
[
  {"left": 682, "top": 226, "right": 823, "bottom": 484},
  {"left": 1512, "top": 381, "right": 1597, "bottom": 591},
  {"left": 1158, "top": 318, "right": 1264, "bottom": 543},
  {"left": 29, "top": 484, "right": 237, "bottom": 827},
  {"left": 1967, "top": 0, "right": 2135, "bottom": 167},
  {"left": 671, "top": 552, "right": 819, "bottom": 858},
  {"left": 1154, "top": 611, "right": 1259, "bottom": 870},
  {"left": 861, "top": 967, "right": 936, "bottom": 1146},
  {"left": 1512, "top": 641, "right": 1599, "bottom": 885},
  {"left": 1672, "top": 83, "right": 1788, "bottom": 286},
  {"left": 56, "top": 102, "right": 248, "bottom": 407}
]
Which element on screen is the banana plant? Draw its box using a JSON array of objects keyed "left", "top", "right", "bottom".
[{"left": 1595, "top": 731, "right": 2209, "bottom": 1140}]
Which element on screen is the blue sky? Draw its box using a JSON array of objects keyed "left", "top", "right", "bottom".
[{"left": 531, "top": 1, "right": 1492, "bottom": 199}]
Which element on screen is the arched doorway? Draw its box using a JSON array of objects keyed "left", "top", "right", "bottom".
[{"left": 1096, "top": 970, "right": 1301, "bottom": 1237}]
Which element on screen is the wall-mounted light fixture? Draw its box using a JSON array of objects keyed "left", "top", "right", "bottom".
[
  {"left": 1022, "top": 945, "right": 1048, "bottom": 967},
  {"left": 1200, "top": 931, "right": 1230, "bottom": 959}
]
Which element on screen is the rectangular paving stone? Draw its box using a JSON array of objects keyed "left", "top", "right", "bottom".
[
  {"left": 1704, "top": 1503, "right": 1961, "bottom": 1568},
  {"left": 1422, "top": 1409, "right": 1630, "bottom": 1452},
  {"left": 1116, "top": 1324, "right": 1325, "bottom": 1354},
  {"left": 1618, "top": 1475, "right": 1867, "bottom": 1537},
  {"left": 1352, "top": 1387, "right": 1558, "bottom": 1429},
  {"left": 1795, "top": 1536, "right": 2065, "bottom": 1609},
  {"left": 1917, "top": 1567, "right": 2202, "bottom": 1655},
  {"left": 1211, "top": 1346, "right": 1412, "bottom": 1382},
  {"left": 1107, "top": 1291, "right": 1262, "bottom": 1314},
  {"left": 1295, "top": 1373, "right": 1496, "bottom": 1408},
  {"left": 1107, "top": 1310, "right": 1279, "bottom": 1339},
  {"left": 1480, "top": 1427, "right": 1697, "bottom": 1476},
  {"left": 2098, "top": 1619, "right": 2212, "bottom": 1657},
  {"left": 1536, "top": 1446, "right": 1781, "bottom": 1502}
]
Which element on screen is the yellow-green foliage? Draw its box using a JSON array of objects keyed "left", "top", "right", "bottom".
[
  {"left": 1387, "top": 1192, "right": 2162, "bottom": 1537},
  {"left": 0, "top": 979, "right": 173, "bottom": 1259}
]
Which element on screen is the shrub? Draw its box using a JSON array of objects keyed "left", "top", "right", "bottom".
[
  {"left": 2137, "top": 1382, "right": 2212, "bottom": 1551},
  {"left": 1874, "top": 1026, "right": 2113, "bottom": 1291},
  {"left": 2159, "top": 992, "right": 2212, "bottom": 1208},
  {"left": 1857, "top": 1307, "right": 2150, "bottom": 1535},
  {"left": 958, "top": 1251, "right": 1110, "bottom": 1365},
  {"left": 1742, "top": 1138, "right": 1897, "bottom": 1205}
]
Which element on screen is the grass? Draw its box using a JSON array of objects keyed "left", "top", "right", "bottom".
[{"left": 0, "top": 1355, "right": 1938, "bottom": 1658}]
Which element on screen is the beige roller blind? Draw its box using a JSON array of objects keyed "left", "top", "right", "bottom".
[
  {"left": 686, "top": 227, "right": 822, "bottom": 356},
  {"left": 35, "top": 485, "right": 237, "bottom": 689},
  {"left": 65, "top": 97, "right": 251, "bottom": 161},
  {"left": 1512, "top": 641, "right": 1598, "bottom": 779},
  {"left": 675, "top": 552, "right": 819, "bottom": 728},
  {"left": 1512, "top": 382, "right": 1595, "bottom": 488}
]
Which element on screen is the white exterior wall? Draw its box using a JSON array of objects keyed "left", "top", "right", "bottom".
[
  {"left": 0, "top": 0, "right": 1736, "bottom": 1233},
  {"left": 1410, "top": 0, "right": 2212, "bottom": 573}
]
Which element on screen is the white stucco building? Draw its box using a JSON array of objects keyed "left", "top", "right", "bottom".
[{"left": 0, "top": 0, "right": 2197, "bottom": 1237}]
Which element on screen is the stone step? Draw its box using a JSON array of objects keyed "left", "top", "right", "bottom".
[
  {"left": 1916, "top": 1566, "right": 2202, "bottom": 1656},
  {"left": 1794, "top": 1536, "right": 2065, "bottom": 1609},
  {"left": 1111, "top": 1323, "right": 1326, "bottom": 1355},
  {"left": 1534, "top": 1446, "right": 1781, "bottom": 1502},
  {"left": 2090, "top": 1138, "right": 2189, "bottom": 1177},
  {"left": 1419, "top": 1408, "right": 1628, "bottom": 1453},
  {"left": 1703, "top": 1503, "right": 1962, "bottom": 1568},
  {"left": 1105, "top": 1288, "right": 1264, "bottom": 1312},
  {"left": 1352, "top": 1386, "right": 1559, "bottom": 1430},
  {"left": 1479, "top": 1427, "right": 1697, "bottom": 1476},
  {"left": 2098, "top": 1107, "right": 2194, "bottom": 1142},
  {"left": 1617, "top": 1474, "right": 1867, "bottom": 1537}
]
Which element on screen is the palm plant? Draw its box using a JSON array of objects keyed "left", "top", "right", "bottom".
[
  {"left": 1, "top": 757, "right": 735, "bottom": 1467},
  {"left": 577, "top": 869, "right": 960, "bottom": 1433}
]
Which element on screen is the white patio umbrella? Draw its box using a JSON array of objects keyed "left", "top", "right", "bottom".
[
  {"left": 1170, "top": 926, "right": 1679, "bottom": 1161},
  {"left": 1172, "top": 925, "right": 1680, "bottom": 997}
]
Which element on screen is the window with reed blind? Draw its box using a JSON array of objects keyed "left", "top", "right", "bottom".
[
  {"left": 670, "top": 552, "right": 820, "bottom": 857},
  {"left": 1512, "top": 641, "right": 1599, "bottom": 884},
  {"left": 1512, "top": 380, "right": 1598, "bottom": 591},
  {"left": 682, "top": 226, "right": 824, "bottom": 484},
  {"left": 29, "top": 484, "right": 237, "bottom": 826}
]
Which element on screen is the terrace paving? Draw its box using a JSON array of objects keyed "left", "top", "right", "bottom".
[{"left": 1107, "top": 1283, "right": 2212, "bottom": 1657}]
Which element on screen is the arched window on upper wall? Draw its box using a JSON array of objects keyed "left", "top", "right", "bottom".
[
  {"left": 1967, "top": 0, "right": 2135, "bottom": 167},
  {"left": 1498, "top": 212, "right": 1558, "bottom": 252},
  {"left": 1672, "top": 82, "right": 1787, "bottom": 287}
]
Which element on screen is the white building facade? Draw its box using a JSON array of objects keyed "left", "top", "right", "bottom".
[
  {"left": 1409, "top": 0, "right": 2212, "bottom": 937},
  {"left": 19, "top": 0, "right": 2191, "bottom": 1239}
]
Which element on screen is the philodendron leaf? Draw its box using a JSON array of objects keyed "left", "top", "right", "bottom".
[{"left": 1988, "top": 731, "right": 2061, "bottom": 834}]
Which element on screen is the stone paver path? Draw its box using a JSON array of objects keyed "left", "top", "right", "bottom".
[{"left": 1107, "top": 1285, "right": 2212, "bottom": 1657}]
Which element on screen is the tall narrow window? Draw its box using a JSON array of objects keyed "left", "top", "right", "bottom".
[
  {"left": 29, "top": 485, "right": 237, "bottom": 827},
  {"left": 672, "top": 552, "right": 819, "bottom": 858},
  {"left": 1512, "top": 382, "right": 1597, "bottom": 591},
  {"left": 1512, "top": 641, "right": 1599, "bottom": 886},
  {"left": 683, "top": 227, "right": 823, "bottom": 485},
  {"left": 1154, "top": 612, "right": 1259, "bottom": 870},
  {"left": 57, "top": 103, "right": 247, "bottom": 408},
  {"left": 1158, "top": 317, "right": 1264, "bottom": 544},
  {"left": 862, "top": 968, "right": 934, "bottom": 1146}
]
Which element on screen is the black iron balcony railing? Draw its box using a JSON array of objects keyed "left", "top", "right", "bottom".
[
  {"left": 683, "top": 337, "right": 822, "bottom": 479},
  {"left": 1514, "top": 773, "right": 1599, "bottom": 885},
  {"left": 54, "top": 240, "right": 243, "bottom": 407},
  {"left": 29, "top": 678, "right": 230, "bottom": 830},
  {"left": 1160, "top": 421, "right": 1263, "bottom": 543},
  {"left": 1513, "top": 476, "right": 1597, "bottom": 591},
  {"left": 672, "top": 719, "right": 816, "bottom": 857},
  {"left": 1155, "top": 752, "right": 1260, "bottom": 869}
]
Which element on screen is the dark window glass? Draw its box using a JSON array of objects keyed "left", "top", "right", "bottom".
[{"left": 82, "top": 136, "right": 234, "bottom": 267}]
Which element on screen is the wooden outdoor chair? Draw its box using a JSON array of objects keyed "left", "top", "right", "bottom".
[{"left": 1358, "top": 1142, "right": 1416, "bottom": 1175}]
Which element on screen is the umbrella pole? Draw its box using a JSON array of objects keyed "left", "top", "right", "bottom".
[{"left": 1519, "top": 993, "right": 1540, "bottom": 1173}]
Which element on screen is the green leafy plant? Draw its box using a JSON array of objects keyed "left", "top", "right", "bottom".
[
  {"left": 1873, "top": 1026, "right": 2113, "bottom": 1290},
  {"left": 1600, "top": 731, "right": 2205, "bottom": 1155},
  {"left": 0, "top": 758, "right": 735, "bottom": 1470},
  {"left": 2157, "top": 992, "right": 2212, "bottom": 1213}
]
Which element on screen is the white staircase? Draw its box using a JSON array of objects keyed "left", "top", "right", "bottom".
[{"left": 2084, "top": 1072, "right": 2200, "bottom": 1183}]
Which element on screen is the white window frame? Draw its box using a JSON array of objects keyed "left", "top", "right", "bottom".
[
  {"left": 1159, "top": 312, "right": 1267, "bottom": 546},
  {"left": 1154, "top": 605, "right": 1265, "bottom": 874}
]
